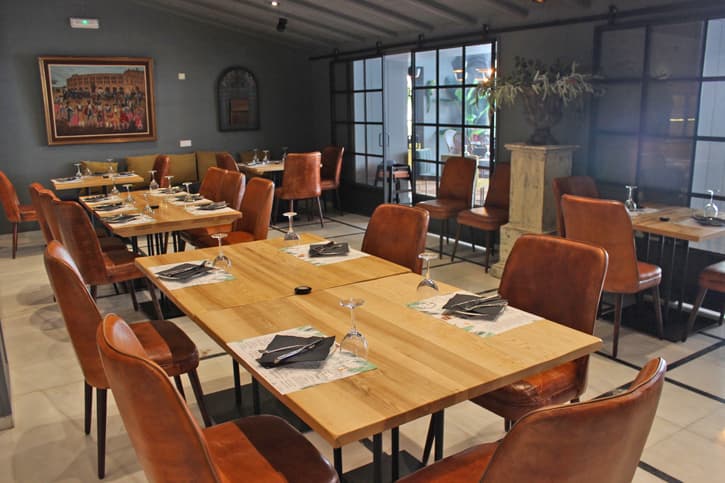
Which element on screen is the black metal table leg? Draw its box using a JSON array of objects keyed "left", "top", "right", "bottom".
[
  {"left": 678, "top": 242, "right": 690, "bottom": 314},
  {"left": 392, "top": 426, "right": 400, "bottom": 481},
  {"left": 334, "top": 447, "right": 343, "bottom": 477},
  {"left": 434, "top": 411, "right": 444, "bottom": 461},
  {"left": 373, "top": 433, "right": 382, "bottom": 483},
  {"left": 131, "top": 236, "right": 139, "bottom": 254},
  {"left": 252, "top": 378, "right": 261, "bottom": 415}
]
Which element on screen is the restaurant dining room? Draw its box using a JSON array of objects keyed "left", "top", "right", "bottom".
[{"left": 1, "top": 0, "right": 725, "bottom": 482}]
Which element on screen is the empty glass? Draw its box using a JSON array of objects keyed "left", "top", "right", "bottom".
[
  {"left": 262, "top": 150, "right": 270, "bottom": 163},
  {"left": 417, "top": 252, "right": 439, "bottom": 296},
  {"left": 339, "top": 298, "right": 368, "bottom": 358},
  {"left": 704, "top": 189, "right": 719, "bottom": 219},
  {"left": 73, "top": 163, "right": 82, "bottom": 178},
  {"left": 123, "top": 184, "right": 134, "bottom": 206},
  {"left": 142, "top": 193, "right": 154, "bottom": 217},
  {"left": 182, "top": 181, "right": 194, "bottom": 202},
  {"left": 281, "top": 146, "right": 288, "bottom": 162},
  {"left": 164, "top": 175, "right": 174, "bottom": 191},
  {"left": 283, "top": 211, "right": 300, "bottom": 241},
  {"left": 209, "top": 233, "right": 231, "bottom": 272},
  {"left": 252, "top": 148, "right": 259, "bottom": 163},
  {"left": 624, "top": 185, "right": 638, "bottom": 212},
  {"left": 149, "top": 169, "right": 159, "bottom": 191}
]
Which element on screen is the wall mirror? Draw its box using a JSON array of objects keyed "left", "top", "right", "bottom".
[{"left": 217, "top": 66, "right": 259, "bottom": 131}]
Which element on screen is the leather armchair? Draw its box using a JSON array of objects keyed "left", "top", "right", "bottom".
[
  {"left": 320, "top": 145, "right": 344, "bottom": 214},
  {"left": 361, "top": 204, "right": 430, "bottom": 274},
  {"left": 215, "top": 152, "right": 240, "bottom": 172},
  {"left": 274, "top": 152, "right": 324, "bottom": 227},
  {"left": 153, "top": 154, "right": 172, "bottom": 187},
  {"left": 0, "top": 171, "right": 38, "bottom": 258},
  {"left": 683, "top": 261, "right": 725, "bottom": 341},
  {"left": 552, "top": 175, "right": 599, "bottom": 237}
]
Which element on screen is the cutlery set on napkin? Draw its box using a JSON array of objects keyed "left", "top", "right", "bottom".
[
  {"left": 156, "top": 262, "right": 214, "bottom": 281},
  {"left": 442, "top": 293, "right": 508, "bottom": 320},
  {"left": 256, "top": 335, "right": 336, "bottom": 367},
  {"left": 308, "top": 241, "right": 350, "bottom": 257},
  {"left": 104, "top": 214, "right": 140, "bottom": 224},
  {"left": 94, "top": 202, "right": 124, "bottom": 211},
  {"left": 196, "top": 201, "right": 228, "bottom": 211},
  {"left": 692, "top": 214, "right": 725, "bottom": 227}
]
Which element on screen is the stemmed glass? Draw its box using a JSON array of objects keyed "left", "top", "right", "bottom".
[
  {"left": 281, "top": 146, "right": 288, "bottom": 162},
  {"left": 73, "top": 163, "right": 82, "bottom": 178},
  {"left": 252, "top": 148, "right": 259, "bottom": 163},
  {"left": 123, "top": 184, "right": 134, "bottom": 206},
  {"left": 142, "top": 193, "right": 154, "bottom": 218},
  {"left": 262, "top": 150, "right": 270, "bottom": 163},
  {"left": 339, "top": 298, "right": 368, "bottom": 358},
  {"left": 149, "top": 169, "right": 159, "bottom": 191},
  {"left": 182, "top": 181, "right": 194, "bottom": 202},
  {"left": 164, "top": 175, "right": 174, "bottom": 192},
  {"left": 624, "top": 185, "right": 638, "bottom": 212},
  {"left": 704, "top": 189, "right": 719, "bottom": 219},
  {"left": 209, "top": 233, "right": 232, "bottom": 272},
  {"left": 417, "top": 252, "right": 439, "bottom": 295},
  {"left": 283, "top": 211, "right": 300, "bottom": 241}
]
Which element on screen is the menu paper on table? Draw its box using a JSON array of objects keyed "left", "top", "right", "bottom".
[{"left": 281, "top": 242, "right": 369, "bottom": 266}]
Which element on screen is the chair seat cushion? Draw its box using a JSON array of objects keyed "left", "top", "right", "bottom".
[
  {"left": 320, "top": 179, "right": 338, "bottom": 191},
  {"left": 19, "top": 204, "right": 38, "bottom": 222},
  {"left": 398, "top": 441, "right": 498, "bottom": 482},
  {"left": 637, "top": 261, "right": 662, "bottom": 291},
  {"left": 204, "top": 415, "right": 338, "bottom": 483},
  {"left": 416, "top": 199, "right": 469, "bottom": 219},
  {"left": 131, "top": 320, "right": 199, "bottom": 377},
  {"left": 700, "top": 261, "right": 725, "bottom": 292},
  {"left": 471, "top": 361, "right": 581, "bottom": 422},
  {"left": 457, "top": 207, "right": 509, "bottom": 231},
  {"left": 103, "top": 249, "right": 143, "bottom": 283}
]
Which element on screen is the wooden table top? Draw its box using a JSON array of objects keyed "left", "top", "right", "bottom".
[
  {"left": 630, "top": 205, "right": 725, "bottom": 242},
  {"left": 80, "top": 190, "right": 241, "bottom": 238},
  {"left": 237, "top": 161, "right": 284, "bottom": 176},
  {"left": 135, "top": 234, "right": 411, "bottom": 318},
  {"left": 51, "top": 173, "right": 144, "bottom": 190},
  {"left": 194, "top": 273, "right": 602, "bottom": 447}
]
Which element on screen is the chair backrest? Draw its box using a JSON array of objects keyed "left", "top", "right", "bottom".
[
  {"left": 0, "top": 171, "right": 21, "bottom": 222},
  {"left": 199, "top": 166, "right": 226, "bottom": 200},
  {"left": 153, "top": 155, "right": 172, "bottom": 187},
  {"left": 561, "top": 194, "right": 640, "bottom": 293},
  {"left": 97, "top": 314, "right": 220, "bottom": 482},
  {"left": 215, "top": 152, "right": 240, "bottom": 172},
  {"left": 29, "top": 183, "right": 53, "bottom": 243},
  {"left": 53, "top": 199, "right": 108, "bottom": 286},
  {"left": 552, "top": 175, "right": 599, "bottom": 237},
  {"left": 481, "top": 357, "right": 666, "bottom": 483},
  {"left": 44, "top": 241, "right": 107, "bottom": 388},
  {"left": 218, "top": 170, "right": 246, "bottom": 210},
  {"left": 280, "top": 152, "right": 322, "bottom": 200},
  {"left": 438, "top": 156, "right": 476, "bottom": 207},
  {"left": 483, "top": 163, "right": 511, "bottom": 210},
  {"left": 320, "top": 145, "right": 344, "bottom": 186},
  {"left": 362, "top": 204, "right": 430, "bottom": 274},
  {"left": 235, "top": 177, "right": 274, "bottom": 240},
  {"left": 38, "top": 189, "right": 62, "bottom": 241}
]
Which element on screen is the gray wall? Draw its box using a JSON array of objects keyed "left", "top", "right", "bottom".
[{"left": 0, "top": 0, "right": 329, "bottom": 234}]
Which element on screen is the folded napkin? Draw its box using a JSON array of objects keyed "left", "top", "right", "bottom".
[
  {"left": 309, "top": 241, "right": 349, "bottom": 257},
  {"left": 105, "top": 214, "right": 140, "bottom": 224},
  {"left": 196, "top": 201, "right": 228, "bottom": 211},
  {"left": 442, "top": 293, "right": 508, "bottom": 320},
  {"left": 156, "top": 262, "right": 213, "bottom": 281},
  {"left": 84, "top": 194, "right": 110, "bottom": 202},
  {"left": 691, "top": 215, "right": 725, "bottom": 227},
  {"left": 95, "top": 202, "right": 124, "bottom": 211},
  {"left": 257, "top": 335, "right": 336, "bottom": 368}
]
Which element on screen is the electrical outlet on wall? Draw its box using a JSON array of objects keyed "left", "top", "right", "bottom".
[{"left": 179, "top": 140, "right": 192, "bottom": 147}]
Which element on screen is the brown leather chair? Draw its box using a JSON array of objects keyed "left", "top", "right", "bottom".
[
  {"left": 199, "top": 166, "right": 226, "bottom": 200},
  {"left": 361, "top": 204, "right": 430, "bottom": 274},
  {"left": 415, "top": 157, "right": 477, "bottom": 257},
  {"left": 552, "top": 175, "right": 599, "bottom": 237},
  {"left": 274, "top": 152, "right": 324, "bottom": 228},
  {"left": 188, "top": 177, "right": 275, "bottom": 247},
  {"left": 44, "top": 241, "right": 210, "bottom": 478},
  {"left": 28, "top": 182, "right": 53, "bottom": 244},
  {"left": 152, "top": 154, "right": 172, "bottom": 188},
  {"left": 402, "top": 358, "right": 666, "bottom": 483},
  {"left": 215, "top": 152, "right": 240, "bottom": 172},
  {"left": 0, "top": 171, "right": 38, "bottom": 258},
  {"left": 561, "top": 194, "right": 664, "bottom": 358},
  {"left": 451, "top": 163, "right": 510, "bottom": 270},
  {"left": 97, "top": 313, "right": 339, "bottom": 483},
  {"left": 683, "top": 261, "right": 725, "bottom": 341},
  {"left": 320, "top": 145, "right": 344, "bottom": 214}
]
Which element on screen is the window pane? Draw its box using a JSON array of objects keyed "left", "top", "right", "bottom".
[
  {"left": 366, "top": 91, "right": 383, "bottom": 123},
  {"left": 439, "top": 88, "right": 462, "bottom": 125},
  {"left": 332, "top": 62, "right": 349, "bottom": 91},
  {"left": 465, "top": 44, "right": 493, "bottom": 85},
  {"left": 592, "top": 134, "right": 638, "bottom": 184},
  {"left": 441, "top": 127, "right": 463, "bottom": 156},
  {"left": 367, "top": 124, "right": 383, "bottom": 155},
  {"left": 704, "top": 19, "right": 725, "bottom": 77},
  {"left": 692, "top": 141, "right": 725, "bottom": 195},
  {"left": 366, "top": 156, "right": 380, "bottom": 185},
  {"left": 365, "top": 58, "right": 382, "bottom": 90},
  {"left": 354, "top": 124, "right": 366, "bottom": 153},
  {"left": 648, "top": 22, "right": 703, "bottom": 79},
  {"left": 439, "top": 47, "right": 463, "bottom": 86},
  {"left": 415, "top": 125, "right": 438, "bottom": 161},
  {"left": 415, "top": 88, "right": 437, "bottom": 124},
  {"left": 466, "top": 127, "right": 490, "bottom": 162},
  {"left": 698, "top": 81, "right": 725, "bottom": 137},
  {"left": 464, "top": 87, "right": 489, "bottom": 126},
  {"left": 334, "top": 124, "right": 350, "bottom": 148},
  {"left": 600, "top": 28, "right": 645, "bottom": 78},
  {"left": 354, "top": 93, "right": 365, "bottom": 122},
  {"left": 640, "top": 137, "right": 692, "bottom": 194},
  {"left": 415, "top": 161, "right": 438, "bottom": 197},
  {"left": 595, "top": 82, "right": 641, "bottom": 132},
  {"left": 414, "top": 50, "right": 436, "bottom": 87},
  {"left": 334, "top": 93, "right": 350, "bottom": 122},
  {"left": 354, "top": 154, "right": 366, "bottom": 184},
  {"left": 353, "top": 60, "right": 364, "bottom": 90},
  {"left": 644, "top": 81, "right": 698, "bottom": 137}
]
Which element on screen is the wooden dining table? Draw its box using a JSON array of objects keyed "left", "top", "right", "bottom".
[
  {"left": 237, "top": 161, "right": 285, "bottom": 177},
  {"left": 136, "top": 237, "right": 603, "bottom": 482},
  {"left": 51, "top": 173, "right": 144, "bottom": 191}
]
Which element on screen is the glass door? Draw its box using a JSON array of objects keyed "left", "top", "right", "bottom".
[{"left": 382, "top": 52, "right": 413, "bottom": 204}]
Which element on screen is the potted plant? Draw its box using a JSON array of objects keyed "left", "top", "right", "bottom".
[{"left": 477, "top": 57, "right": 601, "bottom": 145}]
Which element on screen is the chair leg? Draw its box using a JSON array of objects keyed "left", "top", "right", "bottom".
[
  {"left": 84, "top": 381, "right": 92, "bottom": 435},
  {"left": 11, "top": 222, "right": 18, "bottom": 259},
  {"left": 613, "top": 293, "right": 623, "bottom": 359},
  {"left": 651, "top": 286, "right": 664, "bottom": 340},
  {"left": 232, "top": 360, "right": 242, "bottom": 407},
  {"left": 484, "top": 231, "right": 493, "bottom": 273},
  {"left": 126, "top": 281, "right": 139, "bottom": 311},
  {"left": 504, "top": 418, "right": 513, "bottom": 432},
  {"left": 187, "top": 369, "right": 212, "bottom": 427},
  {"left": 335, "top": 189, "right": 342, "bottom": 215},
  {"left": 421, "top": 415, "right": 436, "bottom": 465},
  {"left": 146, "top": 279, "right": 164, "bottom": 320},
  {"left": 316, "top": 196, "right": 324, "bottom": 228},
  {"left": 438, "top": 219, "right": 444, "bottom": 258},
  {"left": 174, "top": 375, "right": 186, "bottom": 399},
  {"left": 96, "top": 388, "right": 107, "bottom": 479},
  {"left": 684, "top": 287, "right": 707, "bottom": 342},
  {"left": 451, "top": 223, "right": 462, "bottom": 262},
  {"left": 90, "top": 285, "right": 97, "bottom": 300}
]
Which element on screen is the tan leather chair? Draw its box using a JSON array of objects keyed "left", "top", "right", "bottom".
[
  {"left": 415, "top": 157, "right": 477, "bottom": 257},
  {"left": 684, "top": 261, "right": 725, "bottom": 341},
  {"left": 320, "top": 145, "right": 344, "bottom": 214},
  {"left": 152, "top": 154, "right": 172, "bottom": 188},
  {"left": 402, "top": 358, "right": 666, "bottom": 483},
  {"left": 451, "top": 163, "right": 510, "bottom": 270},
  {"left": 97, "top": 313, "right": 339, "bottom": 483},
  {"left": 361, "top": 204, "right": 430, "bottom": 274},
  {"left": 187, "top": 177, "right": 275, "bottom": 247},
  {"left": 0, "top": 171, "right": 38, "bottom": 258},
  {"left": 215, "top": 152, "right": 240, "bottom": 172},
  {"left": 552, "top": 175, "right": 599, "bottom": 237},
  {"left": 274, "top": 152, "right": 324, "bottom": 228},
  {"left": 44, "top": 242, "right": 210, "bottom": 478},
  {"left": 198, "top": 166, "right": 226, "bottom": 200},
  {"left": 561, "top": 194, "right": 664, "bottom": 358},
  {"left": 28, "top": 182, "right": 53, "bottom": 244}
]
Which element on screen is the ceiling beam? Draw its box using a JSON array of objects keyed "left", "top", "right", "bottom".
[
  {"left": 338, "top": 0, "right": 434, "bottom": 31},
  {"left": 481, "top": 0, "right": 529, "bottom": 18},
  {"left": 284, "top": 0, "right": 397, "bottom": 38},
  {"left": 398, "top": 0, "right": 478, "bottom": 25}
]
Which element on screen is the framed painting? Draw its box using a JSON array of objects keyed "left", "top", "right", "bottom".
[
  {"left": 217, "top": 66, "right": 259, "bottom": 131},
  {"left": 38, "top": 56, "right": 156, "bottom": 145}
]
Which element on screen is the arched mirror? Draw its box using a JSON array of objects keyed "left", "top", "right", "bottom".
[{"left": 217, "top": 66, "right": 259, "bottom": 131}]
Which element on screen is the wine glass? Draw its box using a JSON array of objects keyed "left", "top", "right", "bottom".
[
  {"left": 262, "top": 150, "right": 270, "bottom": 163},
  {"left": 339, "top": 298, "right": 368, "bottom": 358},
  {"left": 417, "top": 252, "right": 439, "bottom": 295},
  {"left": 123, "top": 184, "right": 134, "bottom": 206},
  {"left": 73, "top": 163, "right": 82, "bottom": 178},
  {"left": 142, "top": 193, "right": 154, "bottom": 218},
  {"left": 281, "top": 146, "right": 288, "bottom": 162},
  {"left": 624, "top": 185, "right": 638, "bottom": 212},
  {"left": 149, "top": 169, "right": 159, "bottom": 191},
  {"left": 704, "top": 189, "right": 719, "bottom": 219},
  {"left": 209, "top": 233, "right": 232, "bottom": 272},
  {"left": 164, "top": 175, "right": 174, "bottom": 192},
  {"left": 182, "top": 181, "right": 194, "bottom": 202},
  {"left": 252, "top": 148, "right": 259, "bottom": 163},
  {"left": 283, "top": 211, "right": 300, "bottom": 241}
]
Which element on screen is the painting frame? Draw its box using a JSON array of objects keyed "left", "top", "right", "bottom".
[
  {"left": 216, "top": 66, "right": 260, "bottom": 131},
  {"left": 38, "top": 56, "right": 156, "bottom": 145}
]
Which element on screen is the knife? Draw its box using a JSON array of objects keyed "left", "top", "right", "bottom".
[{"left": 273, "top": 338, "right": 323, "bottom": 364}]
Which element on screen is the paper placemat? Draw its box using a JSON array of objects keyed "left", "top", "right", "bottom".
[
  {"left": 228, "top": 325, "right": 376, "bottom": 395},
  {"left": 104, "top": 214, "right": 154, "bottom": 226},
  {"left": 82, "top": 195, "right": 122, "bottom": 206},
  {"left": 168, "top": 197, "right": 209, "bottom": 206},
  {"left": 149, "top": 259, "right": 235, "bottom": 290},
  {"left": 188, "top": 206, "right": 237, "bottom": 216},
  {"left": 52, "top": 177, "right": 80, "bottom": 183},
  {"left": 408, "top": 293, "right": 539, "bottom": 337},
  {"left": 628, "top": 207, "right": 661, "bottom": 218},
  {"left": 281, "top": 242, "right": 369, "bottom": 266},
  {"left": 94, "top": 205, "right": 136, "bottom": 215}
]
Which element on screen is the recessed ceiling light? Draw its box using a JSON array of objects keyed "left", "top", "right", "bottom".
[{"left": 271, "top": 1, "right": 279, "bottom": 6}]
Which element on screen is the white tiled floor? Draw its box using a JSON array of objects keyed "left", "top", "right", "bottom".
[{"left": 0, "top": 215, "right": 723, "bottom": 482}]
